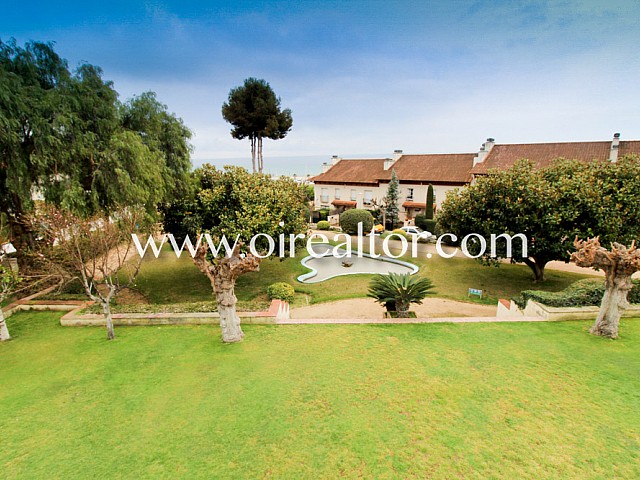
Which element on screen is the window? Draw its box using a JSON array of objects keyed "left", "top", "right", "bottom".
[
  {"left": 335, "top": 188, "right": 341, "bottom": 200},
  {"left": 407, "top": 188, "right": 414, "bottom": 200},
  {"left": 321, "top": 188, "right": 329, "bottom": 203},
  {"left": 363, "top": 190, "right": 373, "bottom": 205},
  {"left": 350, "top": 189, "right": 357, "bottom": 201}
]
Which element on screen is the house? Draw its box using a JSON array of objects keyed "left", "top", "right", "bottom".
[
  {"left": 310, "top": 150, "right": 475, "bottom": 223},
  {"left": 470, "top": 133, "right": 640, "bottom": 178},
  {"left": 311, "top": 133, "right": 640, "bottom": 224}
]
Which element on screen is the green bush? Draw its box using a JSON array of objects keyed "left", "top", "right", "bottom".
[
  {"left": 415, "top": 215, "right": 438, "bottom": 234},
  {"left": 339, "top": 209, "right": 374, "bottom": 235},
  {"left": 266, "top": 282, "right": 296, "bottom": 303},
  {"left": 316, "top": 220, "right": 331, "bottom": 230},
  {"left": 390, "top": 228, "right": 407, "bottom": 238},
  {"left": 513, "top": 278, "right": 640, "bottom": 310}
]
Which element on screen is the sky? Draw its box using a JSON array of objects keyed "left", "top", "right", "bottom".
[{"left": 2, "top": 0, "right": 639, "bottom": 175}]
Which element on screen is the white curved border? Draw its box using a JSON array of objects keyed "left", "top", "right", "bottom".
[{"left": 297, "top": 243, "right": 419, "bottom": 283}]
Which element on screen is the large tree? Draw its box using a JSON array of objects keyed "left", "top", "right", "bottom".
[
  {"left": 0, "top": 39, "right": 193, "bottom": 251},
  {"left": 121, "top": 92, "right": 193, "bottom": 201},
  {"left": 162, "top": 166, "right": 307, "bottom": 342},
  {"left": 438, "top": 156, "right": 640, "bottom": 282},
  {"left": 221, "top": 78, "right": 292, "bottom": 173}
]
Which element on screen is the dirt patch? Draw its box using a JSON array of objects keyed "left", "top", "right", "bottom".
[{"left": 291, "top": 297, "right": 496, "bottom": 319}]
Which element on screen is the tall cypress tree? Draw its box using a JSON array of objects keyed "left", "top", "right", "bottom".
[
  {"left": 426, "top": 184, "right": 434, "bottom": 220},
  {"left": 384, "top": 169, "right": 400, "bottom": 228}
]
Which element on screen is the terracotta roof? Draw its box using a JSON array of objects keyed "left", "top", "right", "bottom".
[
  {"left": 402, "top": 201, "right": 427, "bottom": 209},
  {"left": 310, "top": 159, "right": 386, "bottom": 184},
  {"left": 470, "top": 141, "right": 640, "bottom": 174},
  {"left": 332, "top": 200, "right": 357, "bottom": 207},
  {"left": 619, "top": 140, "right": 640, "bottom": 157},
  {"left": 382, "top": 154, "right": 475, "bottom": 183}
]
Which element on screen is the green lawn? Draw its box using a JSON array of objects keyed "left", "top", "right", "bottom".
[
  {"left": 132, "top": 245, "right": 596, "bottom": 307},
  {"left": 1, "top": 311, "right": 639, "bottom": 479}
]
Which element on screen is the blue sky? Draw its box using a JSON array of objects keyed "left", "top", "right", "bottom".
[{"left": 2, "top": 1, "right": 639, "bottom": 174}]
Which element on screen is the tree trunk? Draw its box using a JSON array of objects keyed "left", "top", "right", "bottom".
[
  {"left": 193, "top": 245, "right": 261, "bottom": 343},
  {"left": 257, "top": 137, "right": 263, "bottom": 173},
  {"left": 101, "top": 302, "right": 115, "bottom": 340},
  {"left": 396, "top": 301, "right": 410, "bottom": 318},
  {"left": 0, "top": 308, "right": 10, "bottom": 341},
  {"left": 250, "top": 136, "right": 256, "bottom": 173},
  {"left": 590, "top": 273, "right": 632, "bottom": 339},
  {"left": 523, "top": 257, "right": 546, "bottom": 282},
  {"left": 215, "top": 280, "right": 244, "bottom": 343}
]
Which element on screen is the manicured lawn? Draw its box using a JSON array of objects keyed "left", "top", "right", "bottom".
[
  {"left": 2, "top": 311, "right": 640, "bottom": 478},
  {"left": 132, "top": 244, "right": 595, "bottom": 307}
]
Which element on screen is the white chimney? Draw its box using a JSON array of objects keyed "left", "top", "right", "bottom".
[
  {"left": 321, "top": 162, "right": 331, "bottom": 173},
  {"left": 610, "top": 133, "right": 620, "bottom": 162},
  {"left": 473, "top": 137, "right": 496, "bottom": 166},
  {"left": 331, "top": 155, "right": 341, "bottom": 165},
  {"left": 384, "top": 149, "right": 403, "bottom": 170}
]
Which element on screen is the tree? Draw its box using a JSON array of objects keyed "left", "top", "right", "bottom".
[
  {"left": 0, "top": 264, "right": 20, "bottom": 341},
  {"left": 32, "top": 206, "right": 149, "bottom": 340},
  {"left": 339, "top": 209, "right": 374, "bottom": 235},
  {"left": 121, "top": 92, "right": 193, "bottom": 201},
  {"left": 571, "top": 237, "right": 640, "bottom": 339},
  {"left": 221, "top": 78, "right": 292, "bottom": 173},
  {"left": 367, "top": 273, "right": 435, "bottom": 317},
  {"left": 0, "top": 38, "right": 193, "bottom": 252},
  {"left": 426, "top": 184, "right": 434, "bottom": 220},
  {"left": 438, "top": 157, "right": 640, "bottom": 282},
  {"left": 163, "top": 166, "right": 308, "bottom": 342},
  {"left": 383, "top": 169, "right": 400, "bottom": 229}
]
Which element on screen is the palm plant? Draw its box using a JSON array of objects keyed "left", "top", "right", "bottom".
[{"left": 367, "top": 273, "right": 435, "bottom": 318}]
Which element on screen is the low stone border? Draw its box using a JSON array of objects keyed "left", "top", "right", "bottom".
[
  {"left": 60, "top": 299, "right": 290, "bottom": 326},
  {"left": 497, "top": 298, "right": 640, "bottom": 321}
]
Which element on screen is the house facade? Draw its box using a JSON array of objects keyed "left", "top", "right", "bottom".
[
  {"left": 311, "top": 133, "right": 640, "bottom": 224},
  {"left": 310, "top": 150, "right": 474, "bottom": 223}
]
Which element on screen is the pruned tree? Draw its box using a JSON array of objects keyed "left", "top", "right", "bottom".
[
  {"left": 32, "top": 205, "right": 150, "bottom": 340},
  {"left": 221, "top": 78, "right": 292, "bottom": 173},
  {"left": 163, "top": 165, "right": 308, "bottom": 342},
  {"left": 0, "top": 264, "right": 20, "bottom": 341},
  {"left": 570, "top": 237, "right": 640, "bottom": 339},
  {"left": 383, "top": 169, "right": 400, "bottom": 229}
]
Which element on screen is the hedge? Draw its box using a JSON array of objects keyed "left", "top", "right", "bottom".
[
  {"left": 266, "top": 282, "right": 296, "bottom": 303},
  {"left": 316, "top": 220, "right": 331, "bottom": 230},
  {"left": 513, "top": 278, "right": 640, "bottom": 310},
  {"left": 339, "top": 209, "right": 374, "bottom": 235},
  {"left": 415, "top": 215, "right": 438, "bottom": 235}
]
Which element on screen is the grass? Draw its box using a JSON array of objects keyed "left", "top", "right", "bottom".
[
  {"left": 129, "top": 244, "right": 595, "bottom": 307},
  {"left": 2, "top": 310, "right": 640, "bottom": 478}
]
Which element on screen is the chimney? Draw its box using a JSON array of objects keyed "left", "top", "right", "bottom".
[
  {"left": 610, "top": 132, "right": 620, "bottom": 162},
  {"left": 473, "top": 137, "right": 496, "bottom": 166},
  {"left": 331, "top": 155, "right": 341, "bottom": 165},
  {"left": 384, "top": 149, "right": 403, "bottom": 170},
  {"left": 321, "top": 162, "right": 331, "bottom": 173}
]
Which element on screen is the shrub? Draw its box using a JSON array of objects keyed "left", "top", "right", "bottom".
[
  {"left": 266, "top": 282, "right": 295, "bottom": 303},
  {"left": 339, "top": 209, "right": 374, "bottom": 235},
  {"left": 415, "top": 215, "right": 438, "bottom": 234},
  {"left": 513, "top": 278, "right": 640, "bottom": 310},
  {"left": 367, "top": 273, "right": 435, "bottom": 317},
  {"left": 316, "top": 220, "right": 331, "bottom": 230},
  {"left": 390, "top": 228, "right": 407, "bottom": 238}
]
